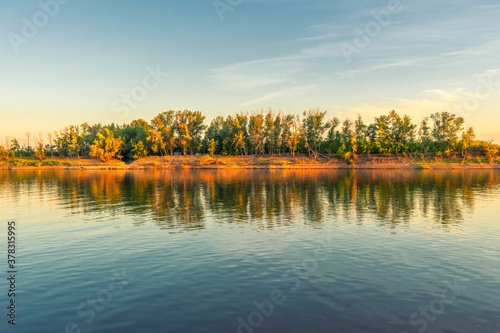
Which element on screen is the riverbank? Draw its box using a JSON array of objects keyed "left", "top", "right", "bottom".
[{"left": 1, "top": 155, "right": 500, "bottom": 170}]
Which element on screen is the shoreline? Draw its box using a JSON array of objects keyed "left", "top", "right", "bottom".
[
  {"left": 2, "top": 164, "right": 500, "bottom": 171},
  {"left": 2, "top": 156, "right": 500, "bottom": 170}
]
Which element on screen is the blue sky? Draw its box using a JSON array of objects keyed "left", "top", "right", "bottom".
[{"left": 1, "top": 0, "right": 500, "bottom": 142}]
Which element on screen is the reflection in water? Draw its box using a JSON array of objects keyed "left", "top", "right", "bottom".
[
  {"left": 2, "top": 169, "right": 499, "bottom": 333},
  {"left": 1, "top": 169, "right": 499, "bottom": 232}
]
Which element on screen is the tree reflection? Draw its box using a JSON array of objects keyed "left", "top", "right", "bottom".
[{"left": 1, "top": 169, "right": 499, "bottom": 233}]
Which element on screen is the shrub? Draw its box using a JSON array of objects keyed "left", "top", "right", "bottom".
[
  {"left": 41, "top": 160, "right": 61, "bottom": 166},
  {"left": 199, "top": 156, "right": 217, "bottom": 166},
  {"left": 0, "top": 145, "right": 9, "bottom": 160},
  {"left": 468, "top": 141, "right": 500, "bottom": 157}
]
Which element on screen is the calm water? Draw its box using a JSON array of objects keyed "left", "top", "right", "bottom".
[{"left": 1, "top": 169, "right": 500, "bottom": 333}]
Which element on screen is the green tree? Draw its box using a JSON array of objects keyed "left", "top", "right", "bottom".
[
  {"left": 325, "top": 117, "right": 341, "bottom": 153},
  {"left": 354, "top": 115, "right": 369, "bottom": 154},
  {"left": 418, "top": 117, "right": 432, "bottom": 152},
  {"left": 264, "top": 111, "right": 276, "bottom": 154},
  {"left": 130, "top": 140, "right": 148, "bottom": 159},
  {"left": 248, "top": 112, "right": 265, "bottom": 155},
  {"left": 341, "top": 119, "right": 356, "bottom": 155},
  {"left": 302, "top": 109, "right": 328, "bottom": 153},
  {"left": 460, "top": 127, "right": 476, "bottom": 155},
  {"left": 204, "top": 116, "right": 227, "bottom": 155},
  {"left": 284, "top": 115, "right": 301, "bottom": 157},
  {"left": 10, "top": 139, "right": 20, "bottom": 157},
  {"left": 430, "top": 112, "right": 464, "bottom": 152},
  {"left": 68, "top": 125, "right": 82, "bottom": 158},
  {"left": 273, "top": 113, "right": 283, "bottom": 155}
]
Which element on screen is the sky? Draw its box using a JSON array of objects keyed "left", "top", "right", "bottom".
[{"left": 1, "top": 0, "right": 500, "bottom": 143}]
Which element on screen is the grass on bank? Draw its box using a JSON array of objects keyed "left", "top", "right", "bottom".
[
  {"left": 0, "top": 157, "right": 125, "bottom": 168},
  {"left": 1, "top": 154, "right": 500, "bottom": 169}
]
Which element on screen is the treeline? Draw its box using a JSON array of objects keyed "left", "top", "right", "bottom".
[{"left": 0, "top": 109, "right": 498, "bottom": 162}]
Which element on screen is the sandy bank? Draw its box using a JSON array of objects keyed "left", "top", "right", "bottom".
[{"left": 2, "top": 155, "right": 500, "bottom": 170}]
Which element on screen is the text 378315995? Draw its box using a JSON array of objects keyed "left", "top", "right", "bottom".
[{"left": 7, "top": 221, "right": 17, "bottom": 326}]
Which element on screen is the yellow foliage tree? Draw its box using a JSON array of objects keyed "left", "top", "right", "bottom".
[{"left": 90, "top": 128, "right": 123, "bottom": 162}]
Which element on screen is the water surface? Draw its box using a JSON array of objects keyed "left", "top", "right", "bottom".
[{"left": 1, "top": 170, "right": 499, "bottom": 332}]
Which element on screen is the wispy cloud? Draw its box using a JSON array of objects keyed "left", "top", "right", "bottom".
[
  {"left": 241, "top": 85, "right": 317, "bottom": 106},
  {"left": 208, "top": 56, "right": 306, "bottom": 92},
  {"left": 338, "top": 57, "right": 432, "bottom": 78},
  {"left": 330, "top": 67, "right": 500, "bottom": 122},
  {"left": 208, "top": 1, "right": 500, "bottom": 112}
]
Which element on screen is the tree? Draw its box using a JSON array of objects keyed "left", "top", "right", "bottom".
[
  {"left": 248, "top": 112, "right": 265, "bottom": 155},
  {"left": 151, "top": 111, "right": 175, "bottom": 156},
  {"left": 354, "top": 115, "right": 369, "bottom": 154},
  {"left": 121, "top": 120, "right": 151, "bottom": 160},
  {"left": 430, "top": 112, "right": 464, "bottom": 152},
  {"left": 68, "top": 125, "right": 82, "bottom": 158},
  {"left": 284, "top": 115, "right": 301, "bottom": 157},
  {"left": 130, "top": 140, "right": 147, "bottom": 160},
  {"left": 264, "top": 111, "right": 276, "bottom": 154},
  {"left": 47, "top": 133, "right": 55, "bottom": 158},
  {"left": 273, "top": 113, "right": 283, "bottom": 155},
  {"left": 460, "top": 127, "right": 476, "bottom": 155},
  {"left": 390, "top": 111, "right": 417, "bottom": 153},
  {"left": 325, "top": 117, "right": 341, "bottom": 153},
  {"left": 54, "top": 126, "right": 82, "bottom": 158},
  {"left": 90, "top": 128, "right": 123, "bottom": 162},
  {"left": 34, "top": 134, "right": 45, "bottom": 160},
  {"left": 302, "top": 109, "right": 328, "bottom": 153},
  {"left": 204, "top": 116, "right": 226, "bottom": 155},
  {"left": 175, "top": 110, "right": 206, "bottom": 155},
  {"left": 341, "top": 119, "right": 356, "bottom": 155},
  {"left": 147, "top": 128, "right": 166, "bottom": 156},
  {"left": 1, "top": 137, "right": 11, "bottom": 159},
  {"left": 418, "top": 117, "right": 432, "bottom": 152},
  {"left": 177, "top": 122, "right": 191, "bottom": 156},
  {"left": 208, "top": 139, "right": 217, "bottom": 157},
  {"left": 374, "top": 114, "right": 391, "bottom": 154},
  {"left": 186, "top": 110, "right": 207, "bottom": 154},
  {"left": 233, "top": 131, "right": 246, "bottom": 155},
  {"left": 26, "top": 132, "right": 31, "bottom": 150},
  {"left": 372, "top": 111, "right": 417, "bottom": 154},
  {"left": 0, "top": 145, "right": 9, "bottom": 160},
  {"left": 228, "top": 113, "right": 249, "bottom": 155},
  {"left": 10, "top": 139, "right": 20, "bottom": 157}
]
